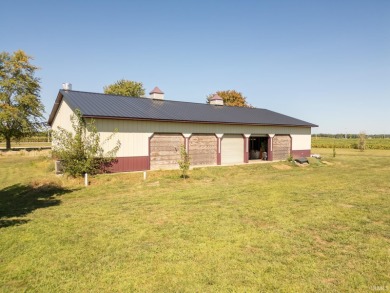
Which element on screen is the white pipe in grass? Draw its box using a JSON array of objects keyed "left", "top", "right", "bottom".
[
  {"left": 85, "top": 173, "right": 88, "bottom": 186},
  {"left": 143, "top": 171, "right": 147, "bottom": 180}
]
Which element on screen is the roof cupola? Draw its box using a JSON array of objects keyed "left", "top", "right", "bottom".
[
  {"left": 149, "top": 86, "right": 164, "bottom": 100},
  {"left": 209, "top": 94, "right": 224, "bottom": 106}
]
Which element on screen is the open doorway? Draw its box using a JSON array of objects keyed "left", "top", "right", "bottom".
[{"left": 249, "top": 136, "right": 268, "bottom": 160}]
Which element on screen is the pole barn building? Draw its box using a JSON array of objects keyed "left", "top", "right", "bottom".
[{"left": 48, "top": 86, "right": 317, "bottom": 173}]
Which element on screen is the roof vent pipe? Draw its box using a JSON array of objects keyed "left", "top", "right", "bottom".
[
  {"left": 149, "top": 86, "right": 164, "bottom": 100},
  {"left": 62, "top": 83, "right": 72, "bottom": 90},
  {"left": 209, "top": 94, "right": 224, "bottom": 106}
]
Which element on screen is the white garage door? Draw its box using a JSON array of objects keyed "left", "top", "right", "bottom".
[{"left": 221, "top": 134, "right": 244, "bottom": 164}]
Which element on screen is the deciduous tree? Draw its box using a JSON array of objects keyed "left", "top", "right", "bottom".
[
  {"left": 103, "top": 79, "right": 145, "bottom": 97},
  {"left": 0, "top": 50, "right": 44, "bottom": 149},
  {"left": 207, "top": 90, "right": 251, "bottom": 107}
]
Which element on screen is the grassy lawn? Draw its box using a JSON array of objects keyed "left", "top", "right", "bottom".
[{"left": 0, "top": 149, "right": 389, "bottom": 292}]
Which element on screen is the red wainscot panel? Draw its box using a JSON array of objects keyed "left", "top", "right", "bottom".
[
  {"left": 267, "top": 137, "right": 273, "bottom": 161},
  {"left": 243, "top": 136, "right": 249, "bottom": 163},
  {"left": 216, "top": 137, "right": 221, "bottom": 165},
  {"left": 106, "top": 156, "right": 149, "bottom": 173},
  {"left": 291, "top": 150, "right": 311, "bottom": 159}
]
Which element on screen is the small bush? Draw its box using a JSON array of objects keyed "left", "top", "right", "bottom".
[
  {"left": 178, "top": 144, "right": 190, "bottom": 179},
  {"left": 358, "top": 131, "right": 366, "bottom": 152},
  {"left": 52, "top": 110, "right": 120, "bottom": 178},
  {"left": 308, "top": 157, "right": 323, "bottom": 166}
]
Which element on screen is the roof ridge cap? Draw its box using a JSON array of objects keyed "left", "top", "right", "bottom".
[{"left": 60, "top": 89, "right": 261, "bottom": 108}]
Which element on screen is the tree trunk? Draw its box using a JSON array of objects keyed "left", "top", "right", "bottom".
[{"left": 6, "top": 137, "right": 11, "bottom": 150}]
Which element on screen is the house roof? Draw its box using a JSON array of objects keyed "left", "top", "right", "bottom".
[{"left": 48, "top": 90, "right": 318, "bottom": 127}]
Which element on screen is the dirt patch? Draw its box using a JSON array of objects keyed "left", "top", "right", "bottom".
[
  {"left": 322, "top": 161, "right": 333, "bottom": 166},
  {"left": 295, "top": 162, "right": 309, "bottom": 167},
  {"left": 272, "top": 164, "right": 292, "bottom": 170},
  {"left": 322, "top": 278, "right": 338, "bottom": 285},
  {"left": 244, "top": 245, "right": 261, "bottom": 254},
  {"left": 314, "top": 234, "right": 328, "bottom": 248}
]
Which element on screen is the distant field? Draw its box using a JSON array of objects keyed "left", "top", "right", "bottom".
[
  {"left": 0, "top": 136, "right": 51, "bottom": 150},
  {"left": 1, "top": 148, "right": 389, "bottom": 291},
  {"left": 0, "top": 142, "right": 51, "bottom": 149},
  {"left": 312, "top": 137, "right": 390, "bottom": 150}
]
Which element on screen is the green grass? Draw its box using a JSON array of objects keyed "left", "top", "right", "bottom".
[
  {"left": 312, "top": 137, "right": 390, "bottom": 150},
  {"left": 0, "top": 149, "right": 389, "bottom": 292}
]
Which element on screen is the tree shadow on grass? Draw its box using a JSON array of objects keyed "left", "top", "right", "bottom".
[{"left": 0, "top": 182, "right": 73, "bottom": 228}]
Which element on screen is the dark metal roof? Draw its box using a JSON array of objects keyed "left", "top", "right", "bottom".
[{"left": 48, "top": 90, "right": 318, "bottom": 127}]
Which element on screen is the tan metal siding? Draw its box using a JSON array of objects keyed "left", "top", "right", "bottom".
[
  {"left": 51, "top": 100, "right": 74, "bottom": 132},
  {"left": 150, "top": 134, "right": 184, "bottom": 170},
  {"left": 50, "top": 100, "right": 75, "bottom": 148},
  {"left": 221, "top": 135, "right": 244, "bottom": 164},
  {"left": 94, "top": 119, "right": 311, "bottom": 135},
  {"left": 189, "top": 134, "right": 217, "bottom": 166},
  {"left": 94, "top": 119, "right": 150, "bottom": 157},
  {"left": 291, "top": 134, "right": 311, "bottom": 150},
  {"left": 95, "top": 131, "right": 149, "bottom": 157},
  {"left": 93, "top": 118, "right": 311, "bottom": 157},
  {"left": 137, "top": 121, "right": 310, "bottom": 135},
  {"left": 273, "top": 135, "right": 291, "bottom": 160}
]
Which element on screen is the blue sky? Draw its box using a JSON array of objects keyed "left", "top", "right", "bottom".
[{"left": 2, "top": 0, "right": 389, "bottom": 134}]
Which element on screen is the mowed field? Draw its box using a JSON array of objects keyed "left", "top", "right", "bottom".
[{"left": 0, "top": 149, "right": 389, "bottom": 292}]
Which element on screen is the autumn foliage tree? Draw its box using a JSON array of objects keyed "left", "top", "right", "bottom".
[
  {"left": 103, "top": 79, "right": 145, "bottom": 97},
  {"left": 0, "top": 50, "right": 44, "bottom": 149},
  {"left": 207, "top": 90, "right": 251, "bottom": 107}
]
